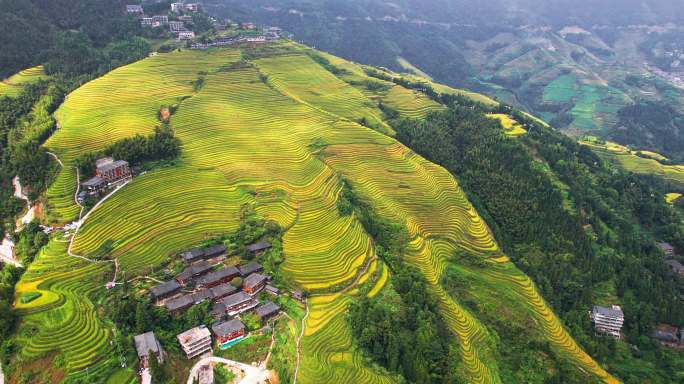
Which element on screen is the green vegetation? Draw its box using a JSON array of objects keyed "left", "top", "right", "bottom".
[
  {"left": 16, "top": 42, "right": 617, "bottom": 383},
  {"left": 396, "top": 100, "right": 684, "bottom": 383}
]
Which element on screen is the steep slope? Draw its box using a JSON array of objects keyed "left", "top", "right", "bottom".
[{"left": 16, "top": 42, "right": 617, "bottom": 383}]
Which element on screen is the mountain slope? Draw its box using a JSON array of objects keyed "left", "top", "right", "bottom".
[{"left": 11, "top": 42, "right": 617, "bottom": 383}]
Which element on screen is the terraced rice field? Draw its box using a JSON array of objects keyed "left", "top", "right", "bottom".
[
  {"left": 582, "top": 140, "right": 684, "bottom": 188},
  {"left": 665, "top": 193, "right": 682, "bottom": 204},
  {"left": 13, "top": 239, "right": 116, "bottom": 381},
  {"left": 0, "top": 65, "right": 46, "bottom": 97},
  {"left": 38, "top": 43, "right": 616, "bottom": 383}
]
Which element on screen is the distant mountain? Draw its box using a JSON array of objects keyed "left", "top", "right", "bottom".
[{"left": 206, "top": 0, "right": 684, "bottom": 160}]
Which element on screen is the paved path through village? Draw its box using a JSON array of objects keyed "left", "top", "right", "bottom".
[
  {"left": 186, "top": 356, "right": 269, "bottom": 384},
  {"left": 293, "top": 299, "right": 309, "bottom": 384}
]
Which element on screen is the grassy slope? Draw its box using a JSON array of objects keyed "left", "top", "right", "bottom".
[{"left": 20, "top": 42, "right": 617, "bottom": 383}]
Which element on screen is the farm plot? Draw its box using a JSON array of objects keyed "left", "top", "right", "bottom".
[
  {"left": 42, "top": 44, "right": 615, "bottom": 384},
  {"left": 0, "top": 65, "right": 46, "bottom": 97},
  {"left": 13, "top": 239, "right": 115, "bottom": 381}
]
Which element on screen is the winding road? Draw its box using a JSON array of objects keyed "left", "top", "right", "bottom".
[{"left": 186, "top": 356, "right": 269, "bottom": 384}]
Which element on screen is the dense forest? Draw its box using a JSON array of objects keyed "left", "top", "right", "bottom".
[{"left": 392, "top": 98, "right": 684, "bottom": 382}]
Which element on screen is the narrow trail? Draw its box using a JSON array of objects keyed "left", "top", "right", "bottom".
[
  {"left": 48, "top": 150, "right": 127, "bottom": 286},
  {"left": 293, "top": 298, "right": 309, "bottom": 384}
]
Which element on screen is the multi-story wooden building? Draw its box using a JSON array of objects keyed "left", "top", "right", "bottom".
[
  {"left": 134, "top": 331, "right": 164, "bottom": 368},
  {"left": 212, "top": 319, "right": 246, "bottom": 349}
]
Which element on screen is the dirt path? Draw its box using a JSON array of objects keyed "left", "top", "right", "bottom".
[
  {"left": 293, "top": 299, "right": 309, "bottom": 384},
  {"left": 47, "top": 150, "right": 127, "bottom": 287}
]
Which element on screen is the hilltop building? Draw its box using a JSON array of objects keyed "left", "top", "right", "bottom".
[
  {"left": 170, "top": 2, "right": 184, "bottom": 13},
  {"left": 176, "top": 259, "right": 212, "bottom": 285},
  {"left": 152, "top": 15, "right": 169, "bottom": 26},
  {"left": 658, "top": 242, "right": 676, "bottom": 257},
  {"left": 247, "top": 241, "right": 271, "bottom": 255},
  {"left": 666, "top": 259, "right": 684, "bottom": 277},
  {"left": 238, "top": 261, "right": 263, "bottom": 277},
  {"left": 185, "top": 3, "right": 200, "bottom": 12},
  {"left": 177, "top": 325, "right": 212, "bottom": 359},
  {"left": 243, "top": 273, "right": 268, "bottom": 295},
  {"left": 180, "top": 244, "right": 226, "bottom": 263},
  {"left": 196, "top": 266, "right": 239, "bottom": 288},
  {"left": 212, "top": 319, "right": 246, "bottom": 349},
  {"left": 126, "top": 5, "right": 144, "bottom": 14},
  {"left": 255, "top": 301, "right": 280, "bottom": 321},
  {"left": 94, "top": 157, "right": 131, "bottom": 184},
  {"left": 590, "top": 305, "right": 624, "bottom": 338},
  {"left": 169, "top": 21, "right": 185, "bottom": 32},
  {"left": 134, "top": 331, "right": 164, "bottom": 368},
  {"left": 178, "top": 31, "right": 196, "bottom": 40},
  {"left": 150, "top": 280, "right": 181, "bottom": 303},
  {"left": 652, "top": 324, "right": 681, "bottom": 347},
  {"left": 219, "top": 291, "right": 258, "bottom": 316}
]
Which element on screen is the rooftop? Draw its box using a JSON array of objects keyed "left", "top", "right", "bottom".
[
  {"left": 134, "top": 331, "right": 161, "bottom": 358},
  {"left": 592, "top": 305, "right": 624, "bottom": 318},
  {"left": 211, "top": 319, "right": 245, "bottom": 337},
  {"left": 246, "top": 241, "right": 271, "bottom": 252},
  {"left": 203, "top": 244, "right": 226, "bottom": 257},
  {"left": 165, "top": 294, "right": 194, "bottom": 311},
  {"left": 177, "top": 325, "right": 211, "bottom": 345},
  {"left": 181, "top": 248, "right": 205, "bottom": 262},
  {"left": 243, "top": 273, "right": 268, "bottom": 289},
  {"left": 255, "top": 301, "right": 280, "bottom": 318},
  {"left": 238, "top": 261, "right": 262, "bottom": 276},
  {"left": 210, "top": 283, "right": 237, "bottom": 298},
  {"left": 150, "top": 280, "right": 181, "bottom": 298},
  {"left": 220, "top": 291, "right": 252, "bottom": 308},
  {"left": 196, "top": 266, "right": 239, "bottom": 286}
]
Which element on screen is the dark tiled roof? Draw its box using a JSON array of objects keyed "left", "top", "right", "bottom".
[
  {"left": 134, "top": 331, "right": 161, "bottom": 358},
  {"left": 150, "top": 280, "right": 181, "bottom": 299},
  {"left": 193, "top": 289, "right": 213, "bottom": 303},
  {"left": 220, "top": 291, "right": 252, "bottom": 308},
  {"left": 210, "top": 302, "right": 226, "bottom": 317},
  {"left": 666, "top": 259, "right": 684, "bottom": 273},
  {"left": 204, "top": 244, "right": 226, "bottom": 257},
  {"left": 238, "top": 262, "right": 262, "bottom": 276},
  {"left": 247, "top": 241, "right": 271, "bottom": 252},
  {"left": 190, "top": 260, "right": 212, "bottom": 275},
  {"left": 243, "top": 273, "right": 267, "bottom": 289},
  {"left": 265, "top": 284, "right": 279, "bottom": 294},
  {"left": 211, "top": 283, "right": 237, "bottom": 299},
  {"left": 165, "top": 294, "right": 194, "bottom": 311},
  {"left": 211, "top": 319, "right": 245, "bottom": 337},
  {"left": 181, "top": 248, "right": 205, "bottom": 262},
  {"left": 197, "top": 266, "right": 239, "bottom": 286},
  {"left": 255, "top": 301, "right": 280, "bottom": 318},
  {"left": 82, "top": 176, "right": 105, "bottom": 187}
]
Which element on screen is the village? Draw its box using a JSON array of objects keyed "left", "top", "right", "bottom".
[
  {"left": 135, "top": 240, "right": 298, "bottom": 384},
  {"left": 125, "top": 2, "right": 283, "bottom": 46}
]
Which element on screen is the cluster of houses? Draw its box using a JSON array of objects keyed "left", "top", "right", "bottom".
[
  {"left": 127, "top": 2, "right": 198, "bottom": 40},
  {"left": 659, "top": 242, "right": 684, "bottom": 278},
  {"left": 79, "top": 157, "right": 131, "bottom": 203},
  {"left": 190, "top": 26, "right": 282, "bottom": 49},
  {"left": 146, "top": 241, "right": 283, "bottom": 360}
]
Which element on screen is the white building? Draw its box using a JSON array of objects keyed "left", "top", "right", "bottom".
[
  {"left": 169, "top": 21, "right": 185, "bottom": 32},
  {"left": 126, "top": 5, "right": 144, "bottom": 14},
  {"left": 178, "top": 31, "right": 196, "bottom": 40},
  {"left": 185, "top": 3, "right": 200, "bottom": 12},
  {"left": 590, "top": 305, "right": 624, "bottom": 338},
  {"left": 140, "top": 17, "right": 153, "bottom": 27},
  {"left": 177, "top": 325, "right": 212, "bottom": 359},
  {"left": 171, "top": 2, "right": 184, "bottom": 13}
]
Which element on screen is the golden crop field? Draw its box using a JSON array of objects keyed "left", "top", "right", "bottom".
[
  {"left": 24, "top": 42, "right": 616, "bottom": 383},
  {"left": 0, "top": 65, "right": 46, "bottom": 97}
]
